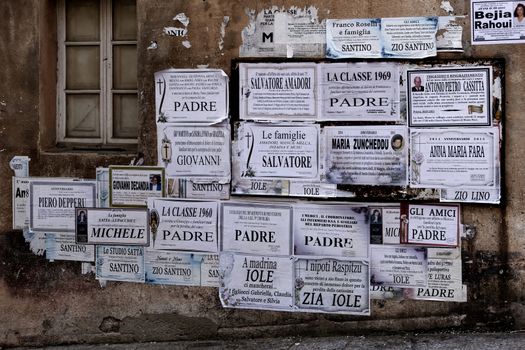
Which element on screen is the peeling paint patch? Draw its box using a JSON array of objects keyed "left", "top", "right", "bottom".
[
  {"left": 163, "top": 27, "right": 187, "bottom": 36},
  {"left": 440, "top": 1, "right": 454, "bottom": 14},
  {"left": 147, "top": 41, "right": 158, "bottom": 50},
  {"left": 182, "top": 40, "right": 191, "bottom": 48},
  {"left": 218, "top": 16, "right": 230, "bottom": 51},
  {"left": 197, "top": 64, "right": 209, "bottom": 69}
]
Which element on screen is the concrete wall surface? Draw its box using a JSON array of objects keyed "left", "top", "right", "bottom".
[{"left": 0, "top": 0, "right": 523, "bottom": 346}]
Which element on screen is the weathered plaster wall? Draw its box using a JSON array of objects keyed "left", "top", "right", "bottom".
[{"left": 0, "top": 0, "right": 521, "bottom": 347}]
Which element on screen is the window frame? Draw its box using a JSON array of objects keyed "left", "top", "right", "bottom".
[{"left": 56, "top": 0, "right": 138, "bottom": 145}]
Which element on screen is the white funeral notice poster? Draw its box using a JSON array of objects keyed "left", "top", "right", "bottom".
[
  {"left": 29, "top": 180, "right": 96, "bottom": 233},
  {"left": 219, "top": 253, "right": 294, "bottom": 311},
  {"left": 220, "top": 202, "right": 292, "bottom": 256},
  {"left": 382, "top": 207, "right": 401, "bottom": 245},
  {"left": 409, "top": 128, "right": 498, "bottom": 189},
  {"left": 440, "top": 187, "right": 500, "bottom": 204},
  {"left": 407, "top": 67, "right": 491, "bottom": 127},
  {"left": 381, "top": 17, "right": 438, "bottom": 58},
  {"left": 145, "top": 250, "right": 218, "bottom": 286},
  {"left": 324, "top": 126, "right": 408, "bottom": 186},
  {"left": 370, "top": 245, "right": 428, "bottom": 287},
  {"left": 239, "top": 62, "right": 318, "bottom": 121},
  {"left": 158, "top": 124, "right": 230, "bottom": 179},
  {"left": 76, "top": 208, "right": 149, "bottom": 246},
  {"left": 294, "top": 257, "right": 370, "bottom": 315},
  {"left": 471, "top": 0, "right": 525, "bottom": 45},
  {"left": 319, "top": 63, "right": 400, "bottom": 121},
  {"left": 155, "top": 69, "right": 228, "bottom": 123},
  {"left": 149, "top": 198, "right": 218, "bottom": 253},
  {"left": 167, "top": 178, "right": 230, "bottom": 200},
  {"left": 236, "top": 123, "right": 319, "bottom": 179},
  {"left": 326, "top": 19, "right": 382, "bottom": 59},
  {"left": 401, "top": 204, "right": 460, "bottom": 247},
  {"left": 369, "top": 206, "right": 401, "bottom": 245},
  {"left": 109, "top": 166, "right": 165, "bottom": 207},
  {"left": 293, "top": 204, "right": 369, "bottom": 258},
  {"left": 406, "top": 247, "right": 465, "bottom": 302},
  {"left": 288, "top": 181, "right": 338, "bottom": 198},
  {"left": 96, "top": 245, "right": 145, "bottom": 283},
  {"left": 200, "top": 254, "right": 221, "bottom": 287},
  {"left": 231, "top": 178, "right": 290, "bottom": 196},
  {"left": 46, "top": 232, "right": 95, "bottom": 262},
  {"left": 12, "top": 177, "right": 30, "bottom": 230}
]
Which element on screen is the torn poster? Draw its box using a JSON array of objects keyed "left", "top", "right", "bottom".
[
  {"left": 155, "top": 69, "right": 228, "bottom": 124},
  {"left": 409, "top": 128, "right": 498, "bottom": 189},
  {"left": 12, "top": 177, "right": 30, "bottom": 230},
  {"left": 9, "top": 156, "right": 30, "bottom": 177},
  {"left": 240, "top": 6, "right": 325, "bottom": 57},
  {"left": 471, "top": 0, "right": 525, "bottom": 45},
  {"left": 407, "top": 67, "right": 492, "bottom": 127},
  {"left": 200, "top": 254, "right": 221, "bottom": 286},
  {"left": 96, "top": 245, "right": 145, "bottom": 283},
  {"left": 219, "top": 253, "right": 294, "bottom": 311},
  {"left": 220, "top": 201, "right": 292, "bottom": 256},
  {"left": 75, "top": 208, "right": 149, "bottom": 246},
  {"left": 370, "top": 285, "right": 403, "bottom": 300},
  {"left": 405, "top": 247, "right": 466, "bottom": 302},
  {"left": 400, "top": 203, "right": 460, "bottom": 247},
  {"left": 274, "top": 7, "right": 326, "bottom": 57},
  {"left": 318, "top": 62, "right": 400, "bottom": 121},
  {"left": 436, "top": 16, "right": 464, "bottom": 52},
  {"left": 109, "top": 166, "right": 165, "bottom": 207},
  {"left": 324, "top": 126, "right": 408, "bottom": 186},
  {"left": 148, "top": 198, "right": 218, "bottom": 253},
  {"left": 29, "top": 180, "right": 96, "bottom": 233},
  {"left": 294, "top": 257, "right": 370, "bottom": 315},
  {"left": 25, "top": 230, "right": 45, "bottom": 256},
  {"left": 370, "top": 245, "right": 428, "bottom": 287},
  {"left": 239, "top": 62, "right": 318, "bottom": 121},
  {"left": 293, "top": 204, "right": 369, "bottom": 258}
]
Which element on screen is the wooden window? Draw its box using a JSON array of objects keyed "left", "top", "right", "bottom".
[{"left": 57, "top": 0, "right": 138, "bottom": 145}]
